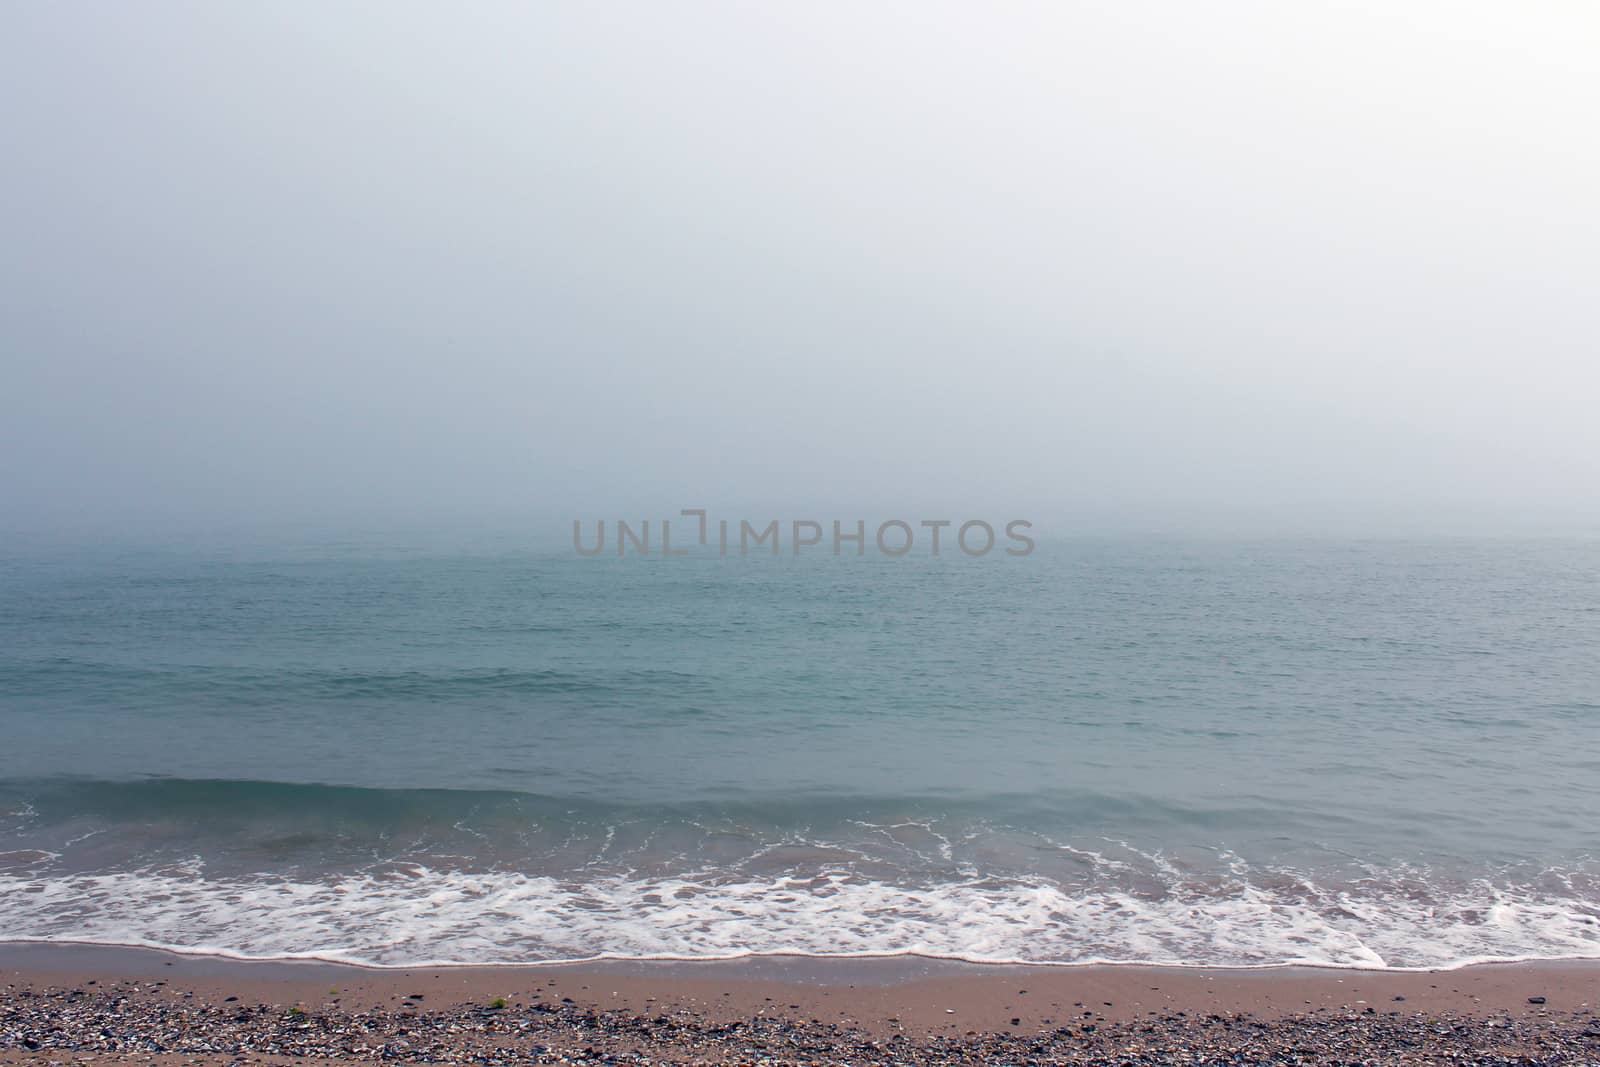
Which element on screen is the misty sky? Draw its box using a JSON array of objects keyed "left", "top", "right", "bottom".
[{"left": 2, "top": 3, "right": 1597, "bottom": 536}]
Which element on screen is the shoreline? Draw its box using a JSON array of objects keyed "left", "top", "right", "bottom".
[
  {"left": 9, "top": 936, "right": 1600, "bottom": 975},
  {"left": 7, "top": 941, "right": 1600, "bottom": 1015},
  {"left": 4, "top": 942, "right": 1600, "bottom": 1063}
]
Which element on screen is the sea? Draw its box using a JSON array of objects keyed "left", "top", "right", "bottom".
[{"left": 1, "top": 531, "right": 1597, "bottom": 970}]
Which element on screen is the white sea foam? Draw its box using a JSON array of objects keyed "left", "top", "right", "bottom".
[{"left": 2, "top": 867, "right": 1598, "bottom": 970}]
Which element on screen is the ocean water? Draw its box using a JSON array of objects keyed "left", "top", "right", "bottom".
[{"left": 1, "top": 534, "right": 1598, "bottom": 969}]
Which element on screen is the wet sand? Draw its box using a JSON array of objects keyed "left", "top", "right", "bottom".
[{"left": 2, "top": 943, "right": 1599, "bottom": 1063}]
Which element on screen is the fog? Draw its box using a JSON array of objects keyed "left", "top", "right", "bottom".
[{"left": 3, "top": 2, "right": 1597, "bottom": 537}]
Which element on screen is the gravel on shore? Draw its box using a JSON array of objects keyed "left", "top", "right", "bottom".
[{"left": 4, "top": 979, "right": 1600, "bottom": 1066}]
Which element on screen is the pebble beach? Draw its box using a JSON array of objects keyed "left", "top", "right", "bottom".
[{"left": 4, "top": 947, "right": 1600, "bottom": 1065}]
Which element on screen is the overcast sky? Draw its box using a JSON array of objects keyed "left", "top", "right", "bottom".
[{"left": 3, "top": 2, "right": 1597, "bottom": 536}]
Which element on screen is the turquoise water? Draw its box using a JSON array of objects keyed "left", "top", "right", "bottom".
[{"left": 1, "top": 535, "right": 1598, "bottom": 967}]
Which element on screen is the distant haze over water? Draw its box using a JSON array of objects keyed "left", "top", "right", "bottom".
[{"left": 4, "top": 5, "right": 1599, "bottom": 535}]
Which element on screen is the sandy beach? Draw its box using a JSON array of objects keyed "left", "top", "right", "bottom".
[{"left": 3, "top": 944, "right": 1599, "bottom": 1064}]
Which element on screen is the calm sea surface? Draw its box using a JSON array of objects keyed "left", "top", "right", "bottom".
[{"left": 1, "top": 534, "right": 1597, "bottom": 967}]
